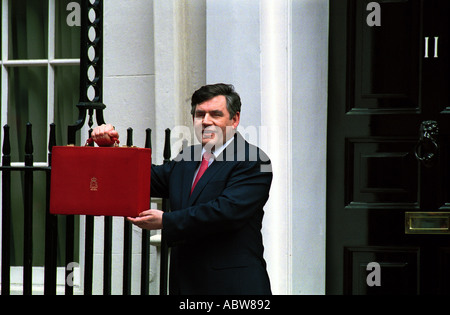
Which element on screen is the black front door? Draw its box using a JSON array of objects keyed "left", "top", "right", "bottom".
[{"left": 327, "top": 0, "right": 450, "bottom": 294}]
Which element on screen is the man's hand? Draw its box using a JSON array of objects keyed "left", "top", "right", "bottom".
[
  {"left": 127, "top": 210, "right": 163, "bottom": 230},
  {"left": 91, "top": 124, "right": 119, "bottom": 147}
]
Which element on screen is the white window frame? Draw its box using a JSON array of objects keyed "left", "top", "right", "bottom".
[
  {"left": 0, "top": 0, "right": 81, "bottom": 294},
  {"left": 0, "top": 0, "right": 80, "bottom": 167}
]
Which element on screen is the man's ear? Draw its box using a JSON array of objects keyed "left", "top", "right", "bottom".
[{"left": 232, "top": 112, "right": 240, "bottom": 129}]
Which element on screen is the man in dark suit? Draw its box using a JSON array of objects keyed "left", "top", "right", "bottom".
[{"left": 92, "top": 83, "right": 272, "bottom": 295}]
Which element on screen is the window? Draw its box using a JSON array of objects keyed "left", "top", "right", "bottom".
[{"left": 2, "top": 0, "right": 80, "bottom": 271}]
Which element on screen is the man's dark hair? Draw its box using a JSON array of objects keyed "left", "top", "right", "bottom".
[{"left": 191, "top": 83, "right": 241, "bottom": 119}]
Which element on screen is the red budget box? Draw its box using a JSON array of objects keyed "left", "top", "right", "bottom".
[{"left": 50, "top": 145, "right": 151, "bottom": 217}]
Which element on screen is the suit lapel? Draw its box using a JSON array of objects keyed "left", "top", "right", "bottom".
[
  {"left": 186, "top": 133, "right": 247, "bottom": 206},
  {"left": 178, "top": 145, "right": 202, "bottom": 208},
  {"left": 181, "top": 160, "right": 200, "bottom": 207},
  {"left": 188, "top": 160, "right": 226, "bottom": 206},
  {"left": 184, "top": 133, "right": 243, "bottom": 206}
]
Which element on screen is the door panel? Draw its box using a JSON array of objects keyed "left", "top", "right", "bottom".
[
  {"left": 349, "top": 0, "right": 422, "bottom": 114},
  {"left": 346, "top": 138, "right": 419, "bottom": 208},
  {"left": 327, "top": 0, "right": 450, "bottom": 294},
  {"left": 344, "top": 247, "right": 420, "bottom": 295}
]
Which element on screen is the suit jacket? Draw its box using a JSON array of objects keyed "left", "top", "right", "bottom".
[{"left": 151, "top": 132, "right": 272, "bottom": 295}]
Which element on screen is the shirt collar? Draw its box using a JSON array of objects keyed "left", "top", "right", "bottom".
[{"left": 201, "top": 133, "right": 235, "bottom": 160}]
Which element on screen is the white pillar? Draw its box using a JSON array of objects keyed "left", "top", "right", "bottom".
[
  {"left": 154, "top": 0, "right": 206, "bottom": 162},
  {"left": 260, "top": 0, "right": 292, "bottom": 295},
  {"left": 290, "top": 0, "right": 328, "bottom": 295}
]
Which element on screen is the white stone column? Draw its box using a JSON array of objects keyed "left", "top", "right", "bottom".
[
  {"left": 154, "top": 0, "right": 206, "bottom": 162},
  {"left": 290, "top": 0, "right": 328, "bottom": 295},
  {"left": 260, "top": 0, "right": 293, "bottom": 295}
]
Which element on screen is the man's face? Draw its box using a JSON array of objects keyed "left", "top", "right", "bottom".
[{"left": 193, "top": 95, "right": 240, "bottom": 150}]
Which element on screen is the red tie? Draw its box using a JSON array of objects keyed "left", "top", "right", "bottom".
[{"left": 191, "top": 152, "right": 212, "bottom": 194}]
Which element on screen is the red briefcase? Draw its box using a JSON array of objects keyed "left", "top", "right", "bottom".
[{"left": 50, "top": 144, "right": 151, "bottom": 217}]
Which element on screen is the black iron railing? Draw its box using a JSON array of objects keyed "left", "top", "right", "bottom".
[{"left": 0, "top": 123, "right": 171, "bottom": 295}]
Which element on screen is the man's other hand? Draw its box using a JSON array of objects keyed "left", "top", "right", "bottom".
[{"left": 127, "top": 210, "right": 164, "bottom": 230}]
